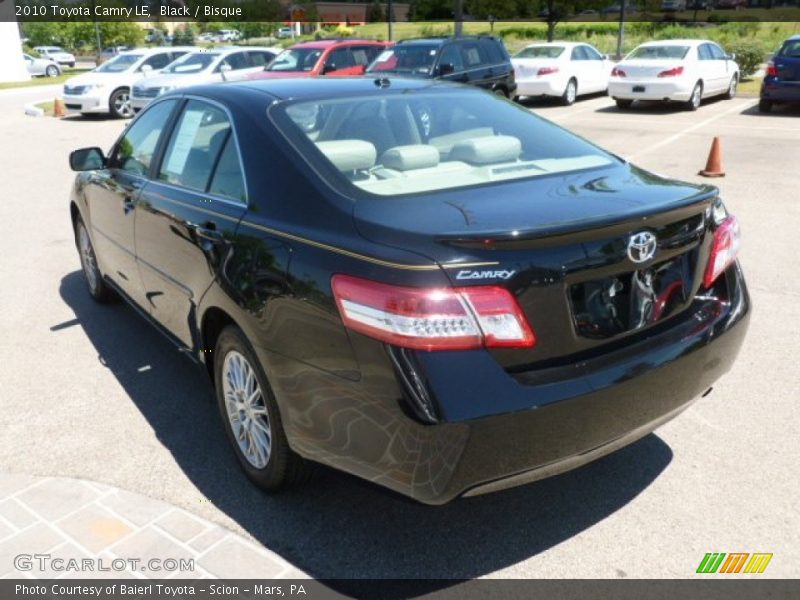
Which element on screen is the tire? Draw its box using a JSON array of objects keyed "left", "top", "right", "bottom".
[
  {"left": 758, "top": 99, "right": 772, "bottom": 113},
  {"left": 685, "top": 82, "right": 703, "bottom": 111},
  {"left": 45, "top": 65, "right": 59, "bottom": 78},
  {"left": 109, "top": 88, "right": 133, "bottom": 119},
  {"left": 615, "top": 98, "right": 633, "bottom": 110},
  {"left": 561, "top": 78, "right": 577, "bottom": 106},
  {"left": 214, "top": 326, "right": 311, "bottom": 491},
  {"left": 74, "top": 217, "right": 115, "bottom": 303},
  {"left": 493, "top": 86, "right": 509, "bottom": 98},
  {"left": 724, "top": 75, "right": 738, "bottom": 100}
]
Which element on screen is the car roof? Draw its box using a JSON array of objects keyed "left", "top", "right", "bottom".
[
  {"left": 188, "top": 76, "right": 465, "bottom": 103},
  {"left": 397, "top": 36, "right": 500, "bottom": 46},
  {"left": 521, "top": 42, "right": 584, "bottom": 48},
  {"left": 638, "top": 39, "right": 709, "bottom": 47},
  {"left": 288, "top": 39, "right": 385, "bottom": 49},
  {"left": 788, "top": 34, "right": 800, "bottom": 41},
  {"left": 118, "top": 46, "right": 194, "bottom": 57}
]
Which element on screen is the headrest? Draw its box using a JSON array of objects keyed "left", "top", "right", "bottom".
[
  {"left": 429, "top": 127, "right": 494, "bottom": 156},
  {"left": 380, "top": 145, "right": 440, "bottom": 171},
  {"left": 450, "top": 136, "right": 522, "bottom": 165},
  {"left": 316, "top": 140, "right": 376, "bottom": 172}
]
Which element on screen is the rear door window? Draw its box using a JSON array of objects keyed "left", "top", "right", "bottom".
[
  {"left": 218, "top": 52, "right": 249, "bottom": 71},
  {"left": 325, "top": 47, "right": 355, "bottom": 72},
  {"left": 779, "top": 40, "right": 800, "bottom": 57},
  {"left": 158, "top": 100, "right": 232, "bottom": 192},
  {"left": 142, "top": 52, "right": 172, "bottom": 71}
]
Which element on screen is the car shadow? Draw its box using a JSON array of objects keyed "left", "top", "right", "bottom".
[
  {"left": 594, "top": 94, "right": 732, "bottom": 114},
  {"left": 58, "top": 270, "right": 673, "bottom": 589},
  {"left": 739, "top": 102, "right": 800, "bottom": 117},
  {"left": 516, "top": 91, "right": 608, "bottom": 109},
  {"left": 60, "top": 114, "right": 130, "bottom": 123}
]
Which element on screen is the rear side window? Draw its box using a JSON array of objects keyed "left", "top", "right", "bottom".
[
  {"left": 326, "top": 47, "right": 355, "bottom": 71},
  {"left": 141, "top": 53, "right": 172, "bottom": 71},
  {"left": 158, "top": 100, "right": 232, "bottom": 192},
  {"left": 110, "top": 99, "right": 177, "bottom": 176},
  {"left": 480, "top": 39, "right": 505, "bottom": 64},
  {"left": 218, "top": 52, "right": 249, "bottom": 71},
  {"left": 272, "top": 91, "right": 616, "bottom": 198},
  {"left": 208, "top": 138, "right": 247, "bottom": 203},
  {"left": 248, "top": 50, "right": 276, "bottom": 67},
  {"left": 779, "top": 40, "right": 800, "bottom": 57}
]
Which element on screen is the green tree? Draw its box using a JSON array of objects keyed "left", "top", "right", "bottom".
[
  {"left": 367, "top": 0, "right": 386, "bottom": 21},
  {"left": 172, "top": 23, "right": 198, "bottom": 46}
]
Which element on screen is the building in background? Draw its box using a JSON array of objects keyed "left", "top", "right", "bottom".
[{"left": 0, "top": 4, "right": 29, "bottom": 83}]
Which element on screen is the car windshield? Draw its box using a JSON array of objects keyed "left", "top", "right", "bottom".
[
  {"left": 272, "top": 90, "right": 616, "bottom": 198},
  {"left": 95, "top": 54, "right": 143, "bottom": 73},
  {"left": 515, "top": 46, "right": 565, "bottom": 59},
  {"left": 267, "top": 48, "right": 324, "bottom": 72},
  {"left": 366, "top": 45, "right": 438, "bottom": 75},
  {"left": 163, "top": 53, "right": 217, "bottom": 74},
  {"left": 628, "top": 45, "right": 690, "bottom": 60}
]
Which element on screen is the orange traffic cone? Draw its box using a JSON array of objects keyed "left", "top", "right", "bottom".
[
  {"left": 53, "top": 98, "right": 65, "bottom": 118},
  {"left": 699, "top": 137, "right": 725, "bottom": 178}
]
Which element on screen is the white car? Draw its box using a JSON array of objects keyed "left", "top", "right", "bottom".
[
  {"left": 608, "top": 40, "right": 740, "bottom": 111},
  {"left": 216, "top": 30, "right": 241, "bottom": 42},
  {"left": 23, "top": 53, "right": 61, "bottom": 78},
  {"left": 512, "top": 42, "right": 612, "bottom": 105},
  {"left": 62, "top": 47, "right": 193, "bottom": 119},
  {"left": 130, "top": 47, "right": 281, "bottom": 111},
  {"left": 33, "top": 46, "right": 76, "bottom": 68}
]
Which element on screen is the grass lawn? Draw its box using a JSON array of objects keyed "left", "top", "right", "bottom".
[
  {"left": 0, "top": 69, "right": 90, "bottom": 91},
  {"left": 35, "top": 101, "right": 55, "bottom": 116},
  {"left": 738, "top": 77, "right": 763, "bottom": 97}
]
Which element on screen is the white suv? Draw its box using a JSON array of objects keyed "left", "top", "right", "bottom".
[
  {"left": 62, "top": 47, "right": 193, "bottom": 119},
  {"left": 34, "top": 46, "right": 76, "bottom": 68}
]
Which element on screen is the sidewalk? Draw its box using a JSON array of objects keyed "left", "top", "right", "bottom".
[{"left": 0, "top": 472, "right": 307, "bottom": 579}]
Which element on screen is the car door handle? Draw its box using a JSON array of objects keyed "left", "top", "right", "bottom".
[{"left": 188, "top": 221, "right": 224, "bottom": 253}]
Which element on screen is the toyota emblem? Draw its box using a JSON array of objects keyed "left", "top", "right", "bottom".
[{"left": 627, "top": 231, "right": 657, "bottom": 264}]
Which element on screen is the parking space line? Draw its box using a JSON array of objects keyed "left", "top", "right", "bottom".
[{"left": 626, "top": 99, "right": 757, "bottom": 160}]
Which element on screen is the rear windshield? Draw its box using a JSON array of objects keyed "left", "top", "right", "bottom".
[
  {"left": 268, "top": 48, "right": 324, "bottom": 72},
  {"left": 367, "top": 45, "right": 438, "bottom": 75},
  {"left": 271, "top": 90, "right": 616, "bottom": 198},
  {"left": 96, "top": 54, "right": 143, "bottom": 73},
  {"left": 515, "top": 46, "right": 565, "bottom": 59},
  {"left": 163, "top": 53, "right": 217, "bottom": 74},
  {"left": 779, "top": 40, "right": 800, "bottom": 57},
  {"left": 628, "top": 45, "right": 690, "bottom": 60}
]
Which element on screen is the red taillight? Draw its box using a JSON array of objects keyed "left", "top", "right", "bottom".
[
  {"left": 766, "top": 61, "right": 777, "bottom": 77},
  {"left": 657, "top": 66, "right": 684, "bottom": 78},
  {"left": 611, "top": 67, "right": 626, "bottom": 77},
  {"left": 703, "top": 215, "right": 741, "bottom": 289},
  {"left": 331, "top": 275, "right": 536, "bottom": 351},
  {"left": 537, "top": 66, "right": 559, "bottom": 76}
]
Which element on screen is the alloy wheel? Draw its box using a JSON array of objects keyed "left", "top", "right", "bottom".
[
  {"left": 222, "top": 350, "right": 272, "bottom": 469},
  {"left": 112, "top": 91, "right": 133, "bottom": 118}
]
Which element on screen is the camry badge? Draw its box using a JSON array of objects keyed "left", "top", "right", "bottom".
[
  {"left": 627, "top": 231, "right": 658, "bottom": 264},
  {"left": 456, "top": 269, "right": 516, "bottom": 281}
]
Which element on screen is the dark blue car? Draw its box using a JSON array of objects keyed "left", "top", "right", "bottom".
[{"left": 760, "top": 35, "right": 800, "bottom": 112}]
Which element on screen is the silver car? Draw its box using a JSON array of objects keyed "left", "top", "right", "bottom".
[{"left": 23, "top": 53, "right": 61, "bottom": 78}]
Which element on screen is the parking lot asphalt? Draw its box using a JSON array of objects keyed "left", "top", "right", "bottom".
[{"left": 0, "top": 87, "right": 797, "bottom": 581}]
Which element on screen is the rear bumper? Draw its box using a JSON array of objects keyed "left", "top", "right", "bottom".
[
  {"left": 266, "top": 263, "right": 750, "bottom": 505},
  {"left": 515, "top": 78, "right": 566, "bottom": 98},
  {"left": 761, "top": 79, "right": 800, "bottom": 102},
  {"left": 609, "top": 79, "right": 693, "bottom": 102}
]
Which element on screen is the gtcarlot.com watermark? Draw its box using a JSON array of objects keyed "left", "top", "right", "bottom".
[{"left": 14, "top": 553, "right": 194, "bottom": 573}]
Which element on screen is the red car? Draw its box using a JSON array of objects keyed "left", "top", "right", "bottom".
[{"left": 248, "top": 39, "right": 391, "bottom": 80}]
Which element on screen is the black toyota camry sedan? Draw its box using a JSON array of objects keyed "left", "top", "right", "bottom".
[{"left": 68, "top": 78, "right": 749, "bottom": 504}]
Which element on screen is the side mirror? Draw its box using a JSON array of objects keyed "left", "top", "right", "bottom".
[
  {"left": 322, "top": 63, "right": 337, "bottom": 75},
  {"left": 70, "top": 147, "right": 106, "bottom": 171},
  {"left": 140, "top": 64, "right": 153, "bottom": 77},
  {"left": 438, "top": 63, "right": 455, "bottom": 76},
  {"left": 220, "top": 63, "right": 232, "bottom": 81},
  {"left": 728, "top": 53, "right": 736, "bottom": 62}
]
